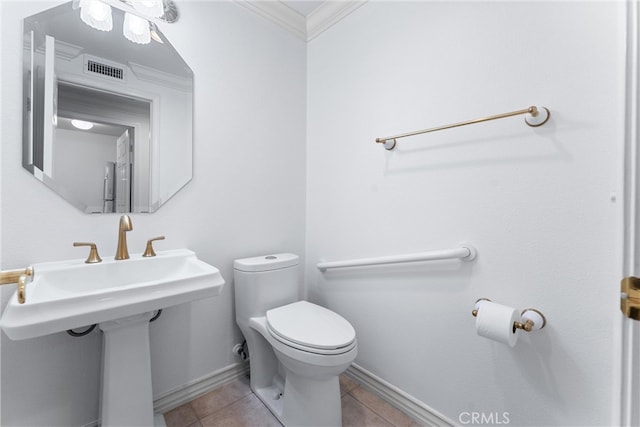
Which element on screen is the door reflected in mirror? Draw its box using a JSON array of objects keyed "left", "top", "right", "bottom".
[{"left": 23, "top": 1, "right": 193, "bottom": 213}]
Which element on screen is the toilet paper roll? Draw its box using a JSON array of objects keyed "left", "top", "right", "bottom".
[{"left": 475, "top": 300, "right": 519, "bottom": 347}]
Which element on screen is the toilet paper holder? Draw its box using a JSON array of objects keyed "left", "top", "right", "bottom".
[{"left": 472, "top": 298, "right": 547, "bottom": 332}]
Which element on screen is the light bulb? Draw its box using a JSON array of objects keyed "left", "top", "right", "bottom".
[
  {"left": 132, "top": 0, "right": 164, "bottom": 18},
  {"left": 79, "top": 0, "right": 113, "bottom": 32},
  {"left": 71, "top": 119, "right": 94, "bottom": 130},
  {"left": 149, "top": 23, "right": 164, "bottom": 43},
  {"left": 123, "top": 12, "right": 151, "bottom": 44}
]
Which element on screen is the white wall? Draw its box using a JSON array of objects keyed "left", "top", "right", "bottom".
[
  {"left": 306, "top": 1, "right": 625, "bottom": 426},
  {"left": 54, "top": 128, "right": 117, "bottom": 212},
  {"left": 0, "top": 1, "right": 306, "bottom": 426},
  {"left": 1, "top": 0, "right": 630, "bottom": 426}
]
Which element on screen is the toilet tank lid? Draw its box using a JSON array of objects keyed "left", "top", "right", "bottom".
[{"left": 233, "top": 253, "right": 299, "bottom": 272}]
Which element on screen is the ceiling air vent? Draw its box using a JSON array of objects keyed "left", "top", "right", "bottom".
[{"left": 86, "top": 59, "right": 124, "bottom": 80}]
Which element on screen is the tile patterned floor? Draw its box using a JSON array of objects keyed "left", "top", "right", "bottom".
[{"left": 164, "top": 374, "right": 422, "bottom": 427}]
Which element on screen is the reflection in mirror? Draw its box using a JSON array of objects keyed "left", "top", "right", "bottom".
[{"left": 23, "top": 1, "right": 193, "bottom": 213}]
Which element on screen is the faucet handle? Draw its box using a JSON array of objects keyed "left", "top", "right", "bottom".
[
  {"left": 143, "top": 236, "right": 165, "bottom": 257},
  {"left": 73, "top": 242, "right": 102, "bottom": 264},
  {"left": 17, "top": 274, "right": 27, "bottom": 304}
]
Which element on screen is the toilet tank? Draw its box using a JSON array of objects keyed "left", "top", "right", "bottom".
[{"left": 234, "top": 253, "right": 300, "bottom": 324}]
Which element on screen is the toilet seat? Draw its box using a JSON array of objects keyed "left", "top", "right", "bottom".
[{"left": 266, "top": 301, "right": 356, "bottom": 355}]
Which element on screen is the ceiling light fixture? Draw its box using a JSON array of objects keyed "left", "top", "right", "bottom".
[
  {"left": 71, "top": 119, "right": 94, "bottom": 130},
  {"left": 76, "top": 0, "right": 178, "bottom": 44},
  {"left": 123, "top": 12, "right": 151, "bottom": 44},
  {"left": 132, "top": 0, "right": 164, "bottom": 18},
  {"left": 149, "top": 22, "right": 164, "bottom": 43},
  {"left": 79, "top": 0, "right": 113, "bottom": 32}
]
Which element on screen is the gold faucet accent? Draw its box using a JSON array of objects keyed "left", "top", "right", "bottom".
[
  {"left": 143, "top": 236, "right": 165, "bottom": 257},
  {"left": 115, "top": 215, "right": 133, "bottom": 260},
  {"left": 74, "top": 242, "right": 102, "bottom": 264},
  {"left": 17, "top": 275, "right": 27, "bottom": 304},
  {"left": 0, "top": 267, "right": 34, "bottom": 285},
  {"left": 0, "top": 267, "right": 34, "bottom": 304}
]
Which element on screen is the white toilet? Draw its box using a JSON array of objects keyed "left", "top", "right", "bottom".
[{"left": 234, "top": 253, "right": 357, "bottom": 426}]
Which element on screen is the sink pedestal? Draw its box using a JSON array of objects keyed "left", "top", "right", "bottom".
[
  {"left": 0, "top": 249, "right": 225, "bottom": 426},
  {"left": 100, "top": 312, "right": 161, "bottom": 427}
]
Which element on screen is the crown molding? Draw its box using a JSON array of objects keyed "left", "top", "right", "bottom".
[
  {"left": 306, "top": 1, "right": 366, "bottom": 41},
  {"left": 234, "top": 1, "right": 307, "bottom": 40},
  {"left": 234, "top": 1, "right": 367, "bottom": 42}
]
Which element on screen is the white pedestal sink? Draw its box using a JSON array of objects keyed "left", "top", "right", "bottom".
[{"left": 0, "top": 249, "right": 225, "bottom": 426}]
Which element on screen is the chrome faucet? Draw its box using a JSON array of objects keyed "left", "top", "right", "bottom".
[{"left": 115, "top": 215, "right": 133, "bottom": 260}]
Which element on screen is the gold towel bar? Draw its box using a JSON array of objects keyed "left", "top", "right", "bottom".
[{"left": 376, "top": 105, "right": 551, "bottom": 150}]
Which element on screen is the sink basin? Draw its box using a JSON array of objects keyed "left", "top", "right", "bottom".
[
  {"left": 1, "top": 247, "right": 225, "bottom": 426},
  {"left": 0, "top": 248, "right": 225, "bottom": 340}
]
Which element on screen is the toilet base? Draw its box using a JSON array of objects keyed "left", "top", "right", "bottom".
[
  {"left": 254, "top": 384, "right": 284, "bottom": 420},
  {"left": 282, "top": 373, "right": 341, "bottom": 426},
  {"left": 254, "top": 374, "right": 342, "bottom": 427},
  {"left": 245, "top": 316, "right": 354, "bottom": 426}
]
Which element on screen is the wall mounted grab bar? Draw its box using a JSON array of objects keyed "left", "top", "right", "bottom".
[
  {"left": 316, "top": 244, "right": 477, "bottom": 271},
  {"left": 375, "top": 106, "right": 550, "bottom": 150}
]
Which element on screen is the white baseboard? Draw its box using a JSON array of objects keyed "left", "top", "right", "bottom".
[
  {"left": 345, "top": 363, "right": 455, "bottom": 427},
  {"left": 89, "top": 362, "right": 447, "bottom": 425},
  {"left": 83, "top": 363, "right": 249, "bottom": 426},
  {"left": 153, "top": 362, "right": 250, "bottom": 414}
]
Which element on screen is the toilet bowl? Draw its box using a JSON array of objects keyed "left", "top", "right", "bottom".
[{"left": 234, "top": 254, "right": 357, "bottom": 426}]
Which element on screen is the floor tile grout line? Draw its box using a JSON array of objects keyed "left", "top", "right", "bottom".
[
  {"left": 346, "top": 387, "right": 413, "bottom": 427},
  {"left": 347, "top": 390, "right": 393, "bottom": 427},
  {"left": 173, "top": 376, "right": 416, "bottom": 427},
  {"left": 190, "top": 382, "right": 255, "bottom": 422}
]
